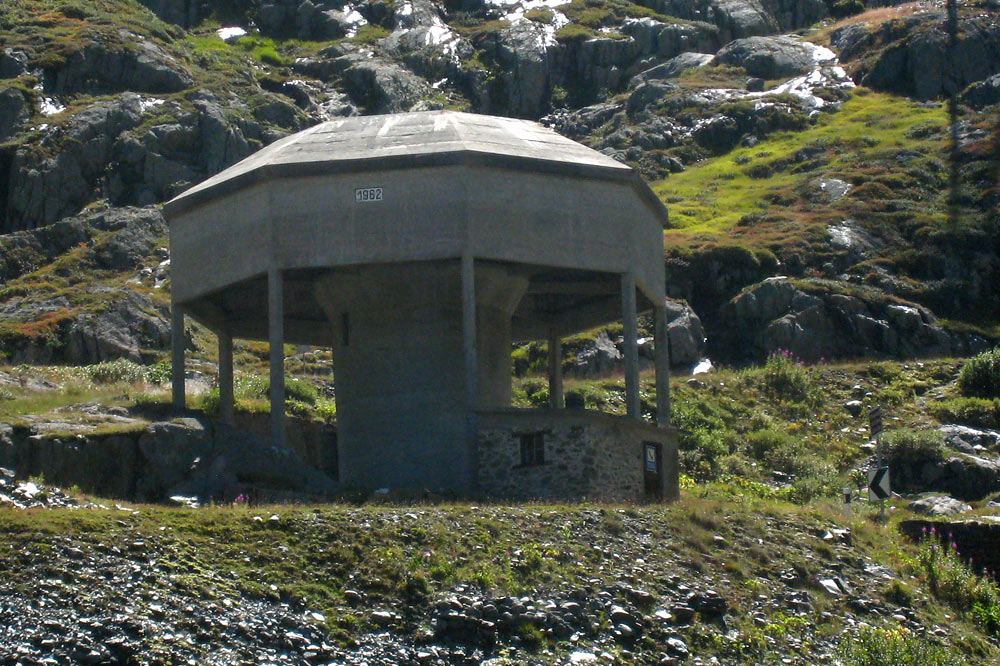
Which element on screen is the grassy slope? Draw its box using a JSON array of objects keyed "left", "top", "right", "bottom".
[{"left": 655, "top": 90, "right": 949, "bottom": 238}]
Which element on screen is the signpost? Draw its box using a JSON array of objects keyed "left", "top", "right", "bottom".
[
  {"left": 869, "top": 405, "right": 888, "bottom": 523},
  {"left": 867, "top": 467, "right": 890, "bottom": 501}
]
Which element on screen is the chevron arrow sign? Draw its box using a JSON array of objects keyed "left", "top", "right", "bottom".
[{"left": 868, "top": 466, "right": 891, "bottom": 501}]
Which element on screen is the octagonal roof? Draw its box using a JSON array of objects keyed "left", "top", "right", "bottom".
[{"left": 163, "top": 110, "right": 665, "bottom": 219}]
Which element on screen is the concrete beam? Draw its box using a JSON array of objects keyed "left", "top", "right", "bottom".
[
  {"left": 548, "top": 335, "right": 564, "bottom": 409},
  {"left": 218, "top": 330, "right": 234, "bottom": 425},
  {"left": 526, "top": 281, "right": 619, "bottom": 296},
  {"left": 654, "top": 305, "right": 671, "bottom": 428},
  {"left": 621, "top": 273, "right": 640, "bottom": 419},
  {"left": 221, "top": 317, "right": 333, "bottom": 347},
  {"left": 171, "top": 304, "right": 185, "bottom": 411},
  {"left": 268, "top": 268, "right": 286, "bottom": 448}
]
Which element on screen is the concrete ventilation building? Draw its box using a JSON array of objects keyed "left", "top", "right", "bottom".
[{"left": 163, "top": 111, "right": 678, "bottom": 501}]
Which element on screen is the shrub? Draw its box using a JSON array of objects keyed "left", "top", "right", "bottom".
[
  {"left": 760, "top": 350, "right": 811, "bottom": 403},
  {"left": 88, "top": 359, "right": 147, "bottom": 384},
  {"left": 929, "top": 397, "right": 1000, "bottom": 429},
  {"left": 285, "top": 378, "right": 318, "bottom": 405},
  {"left": 555, "top": 24, "right": 595, "bottom": 43},
  {"left": 837, "top": 625, "right": 962, "bottom": 666},
  {"left": 235, "top": 374, "right": 268, "bottom": 400},
  {"left": 914, "top": 532, "right": 1000, "bottom": 637},
  {"left": 882, "top": 429, "right": 945, "bottom": 467},
  {"left": 958, "top": 347, "right": 1000, "bottom": 398},
  {"left": 197, "top": 388, "right": 220, "bottom": 414}
]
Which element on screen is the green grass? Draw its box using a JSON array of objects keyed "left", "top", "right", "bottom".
[{"left": 654, "top": 90, "right": 949, "bottom": 236}]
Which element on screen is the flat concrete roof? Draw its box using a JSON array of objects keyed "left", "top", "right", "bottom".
[{"left": 163, "top": 111, "right": 667, "bottom": 220}]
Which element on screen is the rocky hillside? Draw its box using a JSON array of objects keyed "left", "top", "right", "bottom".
[
  {"left": 0, "top": 0, "right": 998, "bottom": 367},
  {"left": 3, "top": 481, "right": 1000, "bottom": 665}
]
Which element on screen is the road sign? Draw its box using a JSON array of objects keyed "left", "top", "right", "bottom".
[
  {"left": 868, "top": 466, "right": 890, "bottom": 501},
  {"left": 869, "top": 405, "right": 884, "bottom": 437}
]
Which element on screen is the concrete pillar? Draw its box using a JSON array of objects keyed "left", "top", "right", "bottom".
[
  {"left": 268, "top": 268, "right": 285, "bottom": 448},
  {"left": 654, "top": 305, "right": 671, "bottom": 428},
  {"left": 621, "top": 273, "right": 640, "bottom": 419},
  {"left": 548, "top": 334, "right": 564, "bottom": 409},
  {"left": 461, "top": 254, "right": 479, "bottom": 491},
  {"left": 171, "top": 303, "right": 185, "bottom": 410},
  {"left": 461, "top": 254, "right": 478, "bottom": 405},
  {"left": 218, "top": 330, "right": 234, "bottom": 425}
]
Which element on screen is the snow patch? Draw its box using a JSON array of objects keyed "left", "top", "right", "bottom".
[
  {"left": 486, "top": 0, "right": 570, "bottom": 29},
  {"left": 692, "top": 359, "right": 713, "bottom": 375},
  {"left": 39, "top": 97, "right": 65, "bottom": 116},
  {"left": 139, "top": 97, "right": 165, "bottom": 114},
  {"left": 217, "top": 26, "right": 247, "bottom": 41}
]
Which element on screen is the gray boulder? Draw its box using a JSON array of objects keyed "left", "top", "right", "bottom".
[
  {"left": 833, "top": 13, "right": 1000, "bottom": 101},
  {"left": 620, "top": 19, "right": 720, "bottom": 63},
  {"left": 894, "top": 453, "right": 1000, "bottom": 502},
  {"left": 258, "top": 0, "right": 370, "bottom": 39},
  {"left": 572, "top": 331, "right": 623, "bottom": 376},
  {"left": 720, "top": 277, "right": 958, "bottom": 362},
  {"left": 494, "top": 21, "right": 556, "bottom": 118},
  {"left": 908, "top": 495, "right": 972, "bottom": 517},
  {"left": 940, "top": 425, "right": 1000, "bottom": 455},
  {"left": 46, "top": 39, "right": 193, "bottom": 96},
  {"left": 136, "top": 418, "right": 213, "bottom": 499},
  {"left": 340, "top": 56, "right": 431, "bottom": 113},
  {"left": 664, "top": 299, "right": 707, "bottom": 368},
  {"left": 0, "top": 48, "right": 29, "bottom": 79},
  {"left": 4, "top": 94, "right": 147, "bottom": 230},
  {"left": 636, "top": 0, "right": 826, "bottom": 40},
  {"left": 962, "top": 73, "right": 1000, "bottom": 108},
  {"left": 627, "top": 81, "right": 677, "bottom": 114},
  {"left": 713, "top": 36, "right": 822, "bottom": 79},
  {"left": 388, "top": 0, "right": 442, "bottom": 29},
  {"left": 135, "top": 0, "right": 202, "bottom": 27},
  {"left": 0, "top": 87, "right": 31, "bottom": 141},
  {"left": 61, "top": 289, "right": 172, "bottom": 364},
  {"left": 629, "top": 53, "right": 714, "bottom": 87},
  {"left": 140, "top": 418, "right": 338, "bottom": 502}
]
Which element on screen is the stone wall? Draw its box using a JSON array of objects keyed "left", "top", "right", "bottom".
[{"left": 476, "top": 409, "right": 679, "bottom": 502}]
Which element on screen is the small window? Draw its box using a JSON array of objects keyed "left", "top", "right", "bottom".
[
  {"left": 341, "top": 312, "right": 350, "bottom": 347},
  {"left": 520, "top": 432, "right": 545, "bottom": 467}
]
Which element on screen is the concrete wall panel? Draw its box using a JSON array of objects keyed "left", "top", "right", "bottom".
[{"left": 169, "top": 184, "right": 271, "bottom": 302}]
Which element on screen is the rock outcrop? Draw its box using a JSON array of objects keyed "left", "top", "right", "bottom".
[
  {"left": 713, "top": 36, "right": 828, "bottom": 79},
  {"left": 0, "top": 87, "right": 31, "bottom": 141},
  {"left": 718, "top": 277, "right": 981, "bottom": 363},
  {"left": 0, "top": 416, "right": 338, "bottom": 502},
  {"left": 0, "top": 207, "right": 174, "bottom": 364},
  {"left": 833, "top": 11, "right": 1000, "bottom": 100}
]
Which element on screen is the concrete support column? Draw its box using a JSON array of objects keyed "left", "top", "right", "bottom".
[
  {"left": 218, "top": 330, "right": 234, "bottom": 426},
  {"left": 548, "top": 334, "right": 564, "bottom": 409},
  {"left": 461, "top": 255, "right": 478, "bottom": 405},
  {"left": 171, "top": 303, "right": 185, "bottom": 411},
  {"left": 621, "top": 273, "right": 640, "bottom": 419},
  {"left": 268, "top": 268, "right": 285, "bottom": 448},
  {"left": 654, "top": 305, "right": 671, "bottom": 428}
]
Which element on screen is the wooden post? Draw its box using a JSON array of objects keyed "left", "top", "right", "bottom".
[
  {"left": 268, "top": 268, "right": 285, "bottom": 448},
  {"left": 621, "top": 273, "right": 640, "bottom": 419}
]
